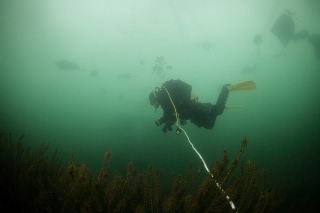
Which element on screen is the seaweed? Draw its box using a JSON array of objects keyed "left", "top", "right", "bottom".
[{"left": 0, "top": 133, "right": 282, "bottom": 212}]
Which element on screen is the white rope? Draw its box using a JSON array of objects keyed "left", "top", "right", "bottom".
[
  {"left": 160, "top": 84, "right": 237, "bottom": 211},
  {"left": 179, "top": 126, "right": 237, "bottom": 211}
]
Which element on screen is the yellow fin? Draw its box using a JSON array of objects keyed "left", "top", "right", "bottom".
[{"left": 227, "top": 80, "right": 257, "bottom": 91}]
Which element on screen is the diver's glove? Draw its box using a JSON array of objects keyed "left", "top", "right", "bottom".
[
  {"left": 162, "top": 125, "right": 172, "bottom": 133},
  {"left": 155, "top": 117, "right": 164, "bottom": 126}
]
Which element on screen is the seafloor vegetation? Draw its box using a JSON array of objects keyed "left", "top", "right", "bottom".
[{"left": 0, "top": 133, "right": 281, "bottom": 212}]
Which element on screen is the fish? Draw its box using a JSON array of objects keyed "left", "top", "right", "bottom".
[
  {"left": 202, "top": 41, "right": 215, "bottom": 51},
  {"left": 54, "top": 60, "right": 81, "bottom": 71},
  {"left": 90, "top": 69, "right": 99, "bottom": 77}
]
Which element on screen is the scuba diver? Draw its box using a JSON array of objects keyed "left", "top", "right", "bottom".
[
  {"left": 149, "top": 79, "right": 228, "bottom": 133},
  {"left": 149, "top": 79, "right": 256, "bottom": 133},
  {"left": 270, "top": 10, "right": 310, "bottom": 47}
]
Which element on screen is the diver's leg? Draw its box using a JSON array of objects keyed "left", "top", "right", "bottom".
[
  {"left": 190, "top": 102, "right": 215, "bottom": 129},
  {"left": 187, "top": 85, "right": 229, "bottom": 130},
  {"left": 215, "top": 85, "right": 230, "bottom": 115}
]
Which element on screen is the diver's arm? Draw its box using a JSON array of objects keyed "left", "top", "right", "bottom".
[
  {"left": 154, "top": 112, "right": 175, "bottom": 133},
  {"left": 155, "top": 117, "right": 164, "bottom": 126}
]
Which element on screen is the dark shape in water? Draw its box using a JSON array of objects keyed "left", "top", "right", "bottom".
[
  {"left": 253, "top": 34, "right": 262, "bottom": 45},
  {"left": 271, "top": 13, "right": 295, "bottom": 46},
  {"left": 284, "top": 9, "right": 295, "bottom": 16},
  {"left": 90, "top": 69, "right": 99, "bottom": 77},
  {"left": 271, "top": 12, "right": 309, "bottom": 47},
  {"left": 55, "top": 60, "right": 81, "bottom": 71},
  {"left": 308, "top": 34, "right": 320, "bottom": 59},
  {"left": 292, "top": 29, "right": 309, "bottom": 41},
  {"left": 202, "top": 41, "right": 214, "bottom": 51},
  {"left": 166, "top": 65, "right": 173, "bottom": 70}
]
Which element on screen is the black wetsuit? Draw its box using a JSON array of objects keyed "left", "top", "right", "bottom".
[{"left": 153, "top": 79, "right": 229, "bottom": 132}]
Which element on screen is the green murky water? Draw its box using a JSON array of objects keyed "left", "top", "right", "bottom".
[{"left": 1, "top": 0, "right": 319, "bottom": 211}]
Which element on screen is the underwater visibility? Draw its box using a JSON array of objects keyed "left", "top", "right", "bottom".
[{"left": 0, "top": 0, "right": 319, "bottom": 212}]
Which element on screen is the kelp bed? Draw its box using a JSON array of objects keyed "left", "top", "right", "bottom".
[{"left": 0, "top": 133, "right": 281, "bottom": 212}]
